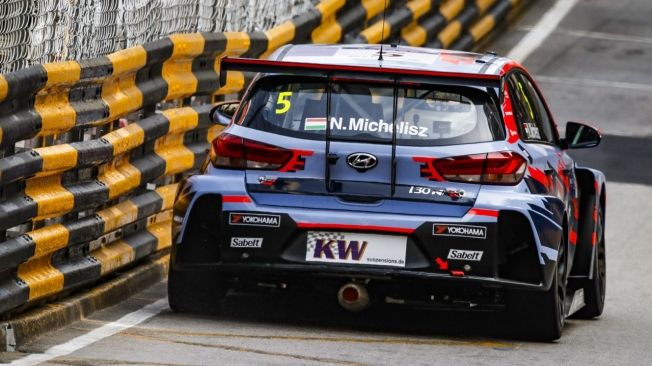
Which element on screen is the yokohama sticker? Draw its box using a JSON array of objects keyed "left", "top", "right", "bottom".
[
  {"left": 433, "top": 224, "right": 487, "bottom": 239},
  {"left": 306, "top": 231, "right": 406, "bottom": 267},
  {"left": 229, "top": 213, "right": 281, "bottom": 227}
]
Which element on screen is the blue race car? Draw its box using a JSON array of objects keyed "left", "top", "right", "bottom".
[{"left": 169, "top": 44, "right": 606, "bottom": 341}]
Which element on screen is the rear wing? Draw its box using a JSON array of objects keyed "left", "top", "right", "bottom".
[{"left": 219, "top": 57, "right": 501, "bottom": 88}]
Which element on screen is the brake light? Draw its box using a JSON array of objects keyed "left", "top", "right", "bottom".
[
  {"left": 211, "top": 133, "right": 293, "bottom": 170},
  {"left": 416, "top": 152, "right": 527, "bottom": 185},
  {"left": 482, "top": 152, "right": 528, "bottom": 184}
]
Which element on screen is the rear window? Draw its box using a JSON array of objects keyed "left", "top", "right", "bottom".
[{"left": 235, "top": 76, "right": 504, "bottom": 145}]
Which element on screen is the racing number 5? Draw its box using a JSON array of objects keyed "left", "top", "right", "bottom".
[{"left": 275, "top": 91, "right": 292, "bottom": 114}]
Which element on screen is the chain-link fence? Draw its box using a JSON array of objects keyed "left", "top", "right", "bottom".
[{"left": 0, "top": 0, "right": 313, "bottom": 73}]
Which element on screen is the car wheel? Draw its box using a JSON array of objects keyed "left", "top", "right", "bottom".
[
  {"left": 509, "top": 235, "right": 567, "bottom": 341},
  {"left": 168, "top": 267, "right": 226, "bottom": 315},
  {"left": 572, "top": 201, "right": 606, "bottom": 319}
]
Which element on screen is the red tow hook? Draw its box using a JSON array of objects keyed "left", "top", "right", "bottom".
[{"left": 450, "top": 270, "right": 465, "bottom": 277}]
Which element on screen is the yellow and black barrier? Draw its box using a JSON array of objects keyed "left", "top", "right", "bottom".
[
  {"left": 0, "top": 105, "right": 218, "bottom": 231},
  {"left": 0, "top": 0, "right": 530, "bottom": 315},
  {"left": 450, "top": 0, "right": 521, "bottom": 50},
  {"left": 357, "top": 0, "right": 438, "bottom": 44},
  {"left": 0, "top": 185, "right": 175, "bottom": 312}
]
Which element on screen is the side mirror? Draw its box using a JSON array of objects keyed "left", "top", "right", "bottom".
[
  {"left": 563, "top": 121, "right": 602, "bottom": 149},
  {"left": 210, "top": 100, "right": 240, "bottom": 126}
]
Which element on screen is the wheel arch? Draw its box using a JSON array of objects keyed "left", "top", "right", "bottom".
[
  {"left": 171, "top": 189, "right": 224, "bottom": 269},
  {"left": 600, "top": 183, "right": 607, "bottom": 224},
  {"left": 569, "top": 167, "right": 605, "bottom": 278}
]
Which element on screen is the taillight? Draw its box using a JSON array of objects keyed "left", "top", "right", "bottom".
[
  {"left": 211, "top": 133, "right": 293, "bottom": 170},
  {"left": 482, "top": 152, "right": 527, "bottom": 184},
  {"left": 212, "top": 134, "right": 246, "bottom": 168},
  {"left": 420, "top": 151, "right": 526, "bottom": 185}
]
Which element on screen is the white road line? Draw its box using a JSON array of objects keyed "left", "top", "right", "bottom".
[
  {"left": 518, "top": 26, "right": 652, "bottom": 45},
  {"left": 507, "top": 0, "right": 579, "bottom": 63},
  {"left": 535, "top": 75, "right": 652, "bottom": 92},
  {"left": 8, "top": 298, "right": 168, "bottom": 366}
]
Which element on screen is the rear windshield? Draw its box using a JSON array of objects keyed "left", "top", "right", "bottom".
[{"left": 234, "top": 76, "right": 504, "bottom": 145}]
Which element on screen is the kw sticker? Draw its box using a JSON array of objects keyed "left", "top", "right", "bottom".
[
  {"left": 433, "top": 224, "right": 487, "bottom": 239},
  {"left": 306, "top": 231, "right": 406, "bottom": 267}
]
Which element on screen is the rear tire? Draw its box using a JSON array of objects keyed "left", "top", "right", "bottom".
[
  {"left": 572, "top": 202, "right": 606, "bottom": 319},
  {"left": 168, "top": 267, "right": 226, "bottom": 315},
  {"left": 509, "top": 236, "right": 567, "bottom": 341}
]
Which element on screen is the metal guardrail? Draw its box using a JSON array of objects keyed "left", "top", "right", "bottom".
[{"left": 0, "top": 0, "right": 527, "bottom": 315}]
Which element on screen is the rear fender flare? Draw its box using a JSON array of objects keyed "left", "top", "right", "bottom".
[
  {"left": 570, "top": 167, "right": 606, "bottom": 278},
  {"left": 514, "top": 196, "right": 565, "bottom": 290},
  {"left": 174, "top": 171, "right": 248, "bottom": 244}
]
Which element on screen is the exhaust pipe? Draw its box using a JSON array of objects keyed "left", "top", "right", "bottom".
[{"left": 337, "top": 282, "right": 370, "bottom": 312}]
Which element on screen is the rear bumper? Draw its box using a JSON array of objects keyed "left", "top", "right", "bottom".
[
  {"left": 173, "top": 173, "right": 566, "bottom": 293},
  {"left": 172, "top": 262, "right": 546, "bottom": 291}
]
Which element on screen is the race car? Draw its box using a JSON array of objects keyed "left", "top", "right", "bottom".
[{"left": 169, "top": 44, "right": 606, "bottom": 341}]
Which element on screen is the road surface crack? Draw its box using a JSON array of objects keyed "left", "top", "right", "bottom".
[
  {"left": 120, "top": 327, "right": 513, "bottom": 349},
  {"left": 121, "top": 332, "right": 368, "bottom": 366}
]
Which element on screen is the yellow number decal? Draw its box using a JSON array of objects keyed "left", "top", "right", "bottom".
[{"left": 275, "top": 91, "right": 292, "bottom": 114}]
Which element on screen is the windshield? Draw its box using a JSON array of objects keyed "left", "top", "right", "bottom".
[{"left": 235, "top": 76, "right": 505, "bottom": 145}]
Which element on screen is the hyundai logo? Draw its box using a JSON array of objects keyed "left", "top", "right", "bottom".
[{"left": 346, "top": 152, "right": 378, "bottom": 172}]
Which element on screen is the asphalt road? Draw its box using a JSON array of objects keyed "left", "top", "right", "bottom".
[{"left": 3, "top": 0, "right": 652, "bottom": 364}]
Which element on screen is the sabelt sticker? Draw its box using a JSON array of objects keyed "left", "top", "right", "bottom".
[
  {"left": 229, "top": 213, "right": 281, "bottom": 227},
  {"left": 448, "top": 249, "right": 483, "bottom": 261},
  {"left": 306, "top": 231, "right": 406, "bottom": 267},
  {"left": 231, "top": 237, "right": 263, "bottom": 248},
  {"left": 432, "top": 224, "right": 487, "bottom": 239}
]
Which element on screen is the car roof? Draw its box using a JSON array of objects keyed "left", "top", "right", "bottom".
[{"left": 270, "top": 44, "right": 516, "bottom": 77}]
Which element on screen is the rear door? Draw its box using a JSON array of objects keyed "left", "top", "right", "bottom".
[{"left": 325, "top": 82, "right": 394, "bottom": 198}]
